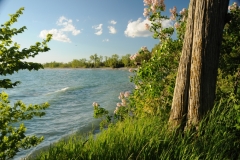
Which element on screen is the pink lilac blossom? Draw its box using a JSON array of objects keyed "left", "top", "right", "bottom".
[
  {"left": 151, "top": 5, "right": 157, "bottom": 13},
  {"left": 143, "top": 8, "right": 149, "bottom": 17},
  {"left": 118, "top": 92, "right": 124, "bottom": 99},
  {"left": 129, "top": 68, "right": 133, "bottom": 72},
  {"left": 229, "top": 2, "right": 238, "bottom": 11},
  {"left": 130, "top": 53, "right": 139, "bottom": 61},
  {"left": 143, "top": 0, "right": 166, "bottom": 15},
  {"left": 179, "top": 8, "right": 187, "bottom": 15},
  {"left": 135, "top": 85, "right": 140, "bottom": 90},
  {"left": 145, "top": 23, "right": 150, "bottom": 30},
  {"left": 174, "top": 22, "right": 180, "bottom": 29},
  {"left": 124, "top": 91, "right": 131, "bottom": 98},
  {"left": 121, "top": 98, "right": 127, "bottom": 106},
  {"left": 121, "top": 103, "right": 126, "bottom": 107},
  {"left": 121, "top": 98, "right": 126, "bottom": 104},
  {"left": 141, "top": 46, "right": 148, "bottom": 51},
  {"left": 92, "top": 102, "right": 99, "bottom": 107},
  {"left": 114, "top": 106, "right": 120, "bottom": 114},
  {"left": 159, "top": 0, "right": 165, "bottom": 11},
  {"left": 179, "top": 8, "right": 187, "bottom": 21},
  {"left": 233, "top": 2, "right": 238, "bottom": 8},
  {"left": 117, "top": 103, "right": 122, "bottom": 107},
  {"left": 143, "top": 0, "right": 152, "bottom": 6},
  {"left": 170, "top": 6, "right": 177, "bottom": 20}
]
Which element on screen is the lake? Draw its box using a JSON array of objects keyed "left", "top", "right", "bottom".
[{"left": 0, "top": 68, "right": 134, "bottom": 159}]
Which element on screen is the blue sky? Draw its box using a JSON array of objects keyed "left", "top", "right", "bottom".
[{"left": 0, "top": 0, "right": 236, "bottom": 63}]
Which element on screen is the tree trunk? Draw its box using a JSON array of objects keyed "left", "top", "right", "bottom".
[
  {"left": 168, "top": 0, "right": 196, "bottom": 129},
  {"left": 169, "top": 0, "right": 229, "bottom": 130}
]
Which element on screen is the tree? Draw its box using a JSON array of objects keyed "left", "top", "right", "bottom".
[
  {"left": 143, "top": 0, "right": 230, "bottom": 130},
  {"left": 71, "top": 59, "right": 81, "bottom": 68},
  {"left": 0, "top": 9, "right": 52, "bottom": 88},
  {"left": 90, "top": 53, "right": 99, "bottom": 67},
  {"left": 0, "top": 7, "right": 51, "bottom": 159},
  {"left": 168, "top": 0, "right": 229, "bottom": 129},
  {"left": 109, "top": 54, "right": 120, "bottom": 68},
  {"left": 121, "top": 54, "right": 131, "bottom": 67}
]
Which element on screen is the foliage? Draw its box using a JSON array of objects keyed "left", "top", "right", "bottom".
[
  {"left": 0, "top": 7, "right": 51, "bottom": 159},
  {"left": 91, "top": 91, "right": 133, "bottom": 129},
  {"left": 43, "top": 53, "right": 134, "bottom": 69},
  {"left": 129, "top": 4, "right": 185, "bottom": 117},
  {"left": 92, "top": 102, "right": 111, "bottom": 130},
  {"left": 0, "top": 92, "right": 49, "bottom": 159},
  {"left": 129, "top": 47, "right": 152, "bottom": 66},
  {"left": 0, "top": 8, "right": 52, "bottom": 89},
  {"left": 121, "top": 54, "right": 132, "bottom": 67},
  {"left": 220, "top": 3, "right": 240, "bottom": 76},
  {"left": 130, "top": 38, "right": 182, "bottom": 117}
]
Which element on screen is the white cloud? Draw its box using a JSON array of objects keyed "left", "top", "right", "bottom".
[
  {"left": 39, "top": 16, "right": 80, "bottom": 43},
  {"left": 124, "top": 18, "right": 151, "bottom": 38},
  {"left": 124, "top": 18, "right": 172, "bottom": 38},
  {"left": 109, "top": 20, "right": 117, "bottom": 25},
  {"left": 108, "top": 26, "right": 117, "bottom": 34},
  {"left": 102, "top": 39, "right": 109, "bottom": 42},
  {"left": 39, "top": 29, "right": 71, "bottom": 43},
  {"left": 92, "top": 24, "right": 103, "bottom": 35},
  {"left": 161, "top": 19, "right": 173, "bottom": 28},
  {"left": 56, "top": 16, "right": 81, "bottom": 35}
]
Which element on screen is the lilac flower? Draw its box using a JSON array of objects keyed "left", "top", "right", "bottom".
[
  {"left": 170, "top": 6, "right": 177, "bottom": 20},
  {"left": 229, "top": 2, "right": 238, "bottom": 11},
  {"left": 118, "top": 92, "right": 124, "bottom": 99},
  {"left": 143, "top": 0, "right": 166, "bottom": 15},
  {"left": 135, "top": 85, "right": 140, "bottom": 90},
  {"left": 121, "top": 99, "right": 126, "bottom": 106},
  {"left": 114, "top": 106, "right": 119, "bottom": 114},
  {"left": 174, "top": 22, "right": 180, "bottom": 29},
  {"left": 151, "top": 5, "right": 156, "bottom": 13},
  {"left": 179, "top": 8, "right": 187, "bottom": 15},
  {"left": 143, "top": 8, "right": 149, "bottom": 17},
  {"left": 121, "top": 102, "right": 126, "bottom": 107},
  {"left": 159, "top": 0, "right": 165, "bottom": 11},
  {"left": 92, "top": 102, "right": 99, "bottom": 107},
  {"left": 129, "top": 68, "right": 134, "bottom": 72},
  {"left": 130, "top": 53, "right": 139, "bottom": 61},
  {"left": 141, "top": 46, "right": 148, "bottom": 51},
  {"left": 145, "top": 23, "right": 150, "bottom": 30},
  {"left": 117, "top": 103, "right": 122, "bottom": 107},
  {"left": 124, "top": 91, "right": 131, "bottom": 98},
  {"left": 143, "top": 0, "right": 152, "bottom": 6}
]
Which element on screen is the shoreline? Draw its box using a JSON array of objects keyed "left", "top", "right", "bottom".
[{"left": 42, "top": 67, "right": 135, "bottom": 71}]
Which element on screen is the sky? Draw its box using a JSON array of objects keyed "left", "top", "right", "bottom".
[{"left": 0, "top": 0, "right": 236, "bottom": 63}]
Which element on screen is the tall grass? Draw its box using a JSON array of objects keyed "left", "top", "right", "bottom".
[{"left": 31, "top": 102, "right": 240, "bottom": 160}]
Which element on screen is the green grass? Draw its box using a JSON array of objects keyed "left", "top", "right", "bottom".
[{"left": 30, "top": 103, "right": 240, "bottom": 160}]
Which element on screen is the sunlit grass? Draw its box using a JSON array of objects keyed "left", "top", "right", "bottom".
[{"left": 30, "top": 103, "right": 240, "bottom": 160}]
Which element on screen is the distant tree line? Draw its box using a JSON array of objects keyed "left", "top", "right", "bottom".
[{"left": 43, "top": 48, "right": 153, "bottom": 68}]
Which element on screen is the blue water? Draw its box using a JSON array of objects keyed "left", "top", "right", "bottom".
[{"left": 0, "top": 68, "right": 134, "bottom": 159}]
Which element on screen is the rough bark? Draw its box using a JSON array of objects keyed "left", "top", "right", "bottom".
[
  {"left": 169, "top": 0, "right": 229, "bottom": 130},
  {"left": 169, "top": 0, "right": 196, "bottom": 129}
]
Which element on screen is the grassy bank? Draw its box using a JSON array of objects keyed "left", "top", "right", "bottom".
[{"left": 29, "top": 102, "right": 240, "bottom": 160}]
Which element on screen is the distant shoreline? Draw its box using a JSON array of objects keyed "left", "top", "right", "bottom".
[{"left": 43, "top": 67, "right": 135, "bottom": 70}]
